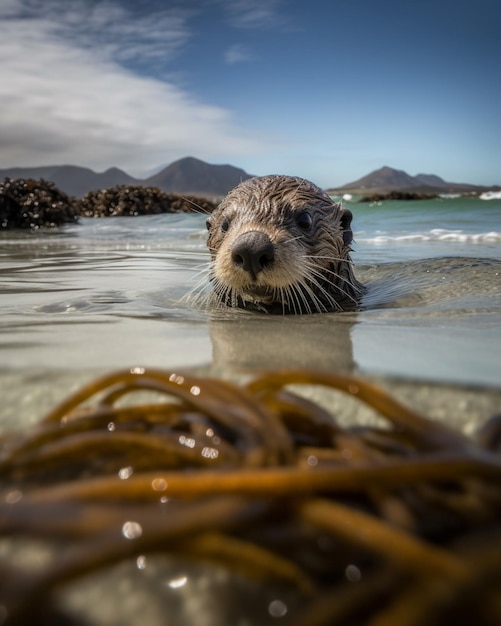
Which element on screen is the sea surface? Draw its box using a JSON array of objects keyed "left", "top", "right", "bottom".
[
  {"left": 1, "top": 195, "right": 500, "bottom": 431},
  {"left": 1, "top": 193, "right": 501, "bottom": 626}
]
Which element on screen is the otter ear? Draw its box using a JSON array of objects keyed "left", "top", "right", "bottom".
[{"left": 339, "top": 208, "right": 354, "bottom": 246}]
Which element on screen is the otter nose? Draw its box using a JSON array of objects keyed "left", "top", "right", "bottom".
[{"left": 231, "top": 231, "right": 275, "bottom": 279}]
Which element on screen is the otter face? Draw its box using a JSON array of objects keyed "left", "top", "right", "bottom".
[{"left": 205, "top": 175, "right": 363, "bottom": 314}]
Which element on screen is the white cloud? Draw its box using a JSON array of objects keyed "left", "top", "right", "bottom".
[
  {"left": 0, "top": 0, "right": 265, "bottom": 174},
  {"left": 224, "top": 43, "right": 255, "bottom": 64},
  {"left": 222, "top": 0, "right": 285, "bottom": 30}
]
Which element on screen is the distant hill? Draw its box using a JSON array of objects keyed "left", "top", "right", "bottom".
[
  {"left": 0, "top": 157, "right": 252, "bottom": 198},
  {"left": 413, "top": 173, "right": 448, "bottom": 188},
  {"left": 0, "top": 165, "right": 136, "bottom": 198},
  {"left": 342, "top": 166, "right": 418, "bottom": 190},
  {"left": 144, "top": 157, "right": 252, "bottom": 196},
  {"left": 328, "top": 166, "right": 497, "bottom": 195},
  {"left": 2, "top": 160, "right": 498, "bottom": 198}
]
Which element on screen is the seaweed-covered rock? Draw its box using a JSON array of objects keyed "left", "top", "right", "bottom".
[
  {"left": 0, "top": 178, "right": 79, "bottom": 229},
  {"left": 79, "top": 185, "right": 216, "bottom": 217}
]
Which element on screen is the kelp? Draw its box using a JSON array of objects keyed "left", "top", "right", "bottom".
[{"left": 0, "top": 367, "right": 500, "bottom": 625}]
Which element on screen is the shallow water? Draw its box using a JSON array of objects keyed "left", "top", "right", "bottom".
[
  {"left": 1, "top": 197, "right": 501, "bottom": 626},
  {"left": 1, "top": 198, "right": 501, "bottom": 431}
]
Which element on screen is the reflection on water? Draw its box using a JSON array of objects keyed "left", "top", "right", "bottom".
[{"left": 209, "top": 311, "right": 356, "bottom": 373}]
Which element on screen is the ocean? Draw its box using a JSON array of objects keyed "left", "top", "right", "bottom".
[{"left": 1, "top": 195, "right": 500, "bottom": 432}]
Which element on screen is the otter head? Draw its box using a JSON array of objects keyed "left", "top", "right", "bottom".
[{"left": 206, "top": 175, "right": 364, "bottom": 314}]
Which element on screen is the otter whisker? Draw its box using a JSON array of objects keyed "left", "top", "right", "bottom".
[
  {"left": 300, "top": 276, "right": 339, "bottom": 313},
  {"left": 293, "top": 280, "right": 324, "bottom": 314},
  {"left": 181, "top": 265, "right": 213, "bottom": 307},
  {"left": 297, "top": 263, "right": 347, "bottom": 312},
  {"left": 295, "top": 281, "right": 320, "bottom": 315},
  {"left": 308, "top": 254, "right": 358, "bottom": 269},
  {"left": 281, "top": 234, "right": 305, "bottom": 246},
  {"left": 303, "top": 260, "right": 362, "bottom": 306},
  {"left": 294, "top": 283, "right": 314, "bottom": 315},
  {"left": 178, "top": 195, "right": 214, "bottom": 216},
  {"left": 282, "top": 285, "right": 301, "bottom": 315},
  {"left": 300, "top": 260, "right": 358, "bottom": 310}
]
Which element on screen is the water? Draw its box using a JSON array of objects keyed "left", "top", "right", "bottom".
[
  {"left": 344, "top": 196, "right": 501, "bottom": 387},
  {"left": 349, "top": 195, "right": 501, "bottom": 263},
  {"left": 1, "top": 197, "right": 501, "bottom": 430},
  {"left": 1, "top": 195, "right": 501, "bottom": 626}
]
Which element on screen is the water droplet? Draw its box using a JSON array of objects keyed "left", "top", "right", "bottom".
[
  {"left": 268, "top": 600, "right": 287, "bottom": 618},
  {"left": 179, "top": 435, "right": 196, "bottom": 448},
  {"left": 151, "top": 477, "right": 168, "bottom": 491},
  {"left": 5, "top": 490, "right": 22, "bottom": 504},
  {"left": 345, "top": 564, "right": 362, "bottom": 582},
  {"left": 122, "top": 521, "right": 142, "bottom": 540},
  {"left": 137, "top": 555, "right": 147, "bottom": 570},
  {"left": 201, "top": 446, "right": 219, "bottom": 459},
  {"left": 169, "top": 373, "right": 185, "bottom": 385},
  {"left": 167, "top": 575, "right": 187, "bottom": 589},
  {"left": 118, "top": 466, "right": 133, "bottom": 480}
]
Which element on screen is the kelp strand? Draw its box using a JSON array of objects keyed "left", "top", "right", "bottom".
[{"left": 0, "top": 367, "right": 500, "bottom": 626}]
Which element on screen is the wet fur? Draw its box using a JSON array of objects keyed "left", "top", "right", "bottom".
[{"left": 205, "top": 175, "right": 365, "bottom": 314}]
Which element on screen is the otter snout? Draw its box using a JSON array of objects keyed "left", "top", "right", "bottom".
[{"left": 231, "top": 231, "right": 275, "bottom": 280}]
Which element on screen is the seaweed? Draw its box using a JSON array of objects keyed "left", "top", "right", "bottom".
[{"left": 0, "top": 367, "right": 500, "bottom": 625}]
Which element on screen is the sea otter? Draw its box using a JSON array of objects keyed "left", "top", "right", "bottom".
[{"left": 205, "top": 175, "right": 364, "bottom": 314}]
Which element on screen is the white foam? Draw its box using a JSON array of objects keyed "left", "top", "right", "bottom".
[
  {"left": 480, "top": 191, "right": 501, "bottom": 201},
  {"left": 359, "top": 230, "right": 501, "bottom": 244}
]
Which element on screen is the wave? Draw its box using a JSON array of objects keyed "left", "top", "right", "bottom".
[
  {"left": 359, "top": 228, "right": 501, "bottom": 243},
  {"left": 480, "top": 191, "right": 501, "bottom": 201}
]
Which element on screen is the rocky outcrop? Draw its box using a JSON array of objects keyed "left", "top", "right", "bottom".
[
  {"left": 0, "top": 178, "right": 78, "bottom": 229},
  {"left": 79, "top": 185, "right": 216, "bottom": 217},
  {"left": 1, "top": 178, "right": 217, "bottom": 228}
]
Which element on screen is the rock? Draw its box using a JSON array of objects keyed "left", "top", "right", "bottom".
[
  {"left": 358, "top": 190, "right": 439, "bottom": 203},
  {"left": 0, "top": 178, "right": 78, "bottom": 229},
  {"left": 0, "top": 179, "right": 217, "bottom": 228},
  {"left": 78, "top": 185, "right": 216, "bottom": 217}
]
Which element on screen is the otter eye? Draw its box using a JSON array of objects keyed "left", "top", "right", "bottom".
[
  {"left": 221, "top": 218, "right": 230, "bottom": 233},
  {"left": 296, "top": 211, "right": 312, "bottom": 230}
]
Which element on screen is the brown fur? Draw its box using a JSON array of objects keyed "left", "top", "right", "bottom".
[{"left": 205, "top": 175, "right": 365, "bottom": 313}]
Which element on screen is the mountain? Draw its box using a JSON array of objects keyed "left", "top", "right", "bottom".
[
  {"left": 339, "top": 166, "right": 418, "bottom": 191},
  {"left": 144, "top": 157, "right": 252, "bottom": 196},
  {"left": 0, "top": 165, "right": 136, "bottom": 197},
  {"left": 0, "top": 157, "right": 252, "bottom": 198},
  {"left": 413, "top": 173, "right": 448, "bottom": 188},
  {"left": 329, "top": 166, "right": 496, "bottom": 194},
  {"left": 2, "top": 160, "right": 497, "bottom": 198}
]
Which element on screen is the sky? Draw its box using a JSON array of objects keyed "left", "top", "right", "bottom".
[{"left": 1, "top": 0, "right": 500, "bottom": 188}]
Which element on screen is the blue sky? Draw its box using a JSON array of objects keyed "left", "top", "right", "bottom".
[{"left": 0, "top": 0, "right": 499, "bottom": 187}]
